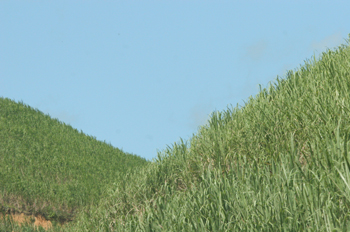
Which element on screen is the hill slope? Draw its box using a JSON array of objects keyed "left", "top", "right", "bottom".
[
  {"left": 0, "top": 98, "right": 149, "bottom": 224},
  {"left": 68, "top": 35, "right": 350, "bottom": 231}
]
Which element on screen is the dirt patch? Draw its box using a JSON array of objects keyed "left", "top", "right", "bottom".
[
  {"left": 0, "top": 212, "right": 52, "bottom": 230},
  {"left": 33, "top": 214, "right": 52, "bottom": 230}
]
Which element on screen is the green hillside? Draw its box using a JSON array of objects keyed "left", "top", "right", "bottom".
[
  {"left": 66, "top": 35, "right": 350, "bottom": 231},
  {"left": 2, "top": 34, "right": 350, "bottom": 231},
  {"left": 0, "top": 98, "right": 149, "bottom": 225}
]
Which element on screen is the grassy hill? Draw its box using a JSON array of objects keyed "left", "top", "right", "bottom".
[
  {"left": 2, "top": 34, "right": 350, "bottom": 231},
  {"left": 0, "top": 98, "right": 149, "bottom": 229},
  {"left": 66, "top": 34, "right": 350, "bottom": 231}
]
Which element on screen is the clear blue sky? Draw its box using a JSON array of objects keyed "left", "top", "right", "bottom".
[{"left": 1, "top": 1, "right": 350, "bottom": 161}]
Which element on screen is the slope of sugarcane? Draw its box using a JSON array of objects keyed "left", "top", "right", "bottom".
[
  {"left": 68, "top": 34, "right": 350, "bottom": 231},
  {"left": 2, "top": 34, "right": 350, "bottom": 231},
  {"left": 0, "top": 98, "right": 149, "bottom": 227}
]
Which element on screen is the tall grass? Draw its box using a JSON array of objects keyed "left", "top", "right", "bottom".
[
  {"left": 0, "top": 98, "right": 149, "bottom": 223},
  {"left": 66, "top": 34, "right": 350, "bottom": 231}
]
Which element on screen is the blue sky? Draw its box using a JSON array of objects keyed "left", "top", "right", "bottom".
[{"left": 1, "top": 1, "right": 350, "bottom": 161}]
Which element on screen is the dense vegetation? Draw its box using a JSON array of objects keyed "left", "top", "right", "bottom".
[
  {"left": 68, "top": 35, "right": 350, "bottom": 231},
  {"left": 2, "top": 34, "right": 350, "bottom": 231},
  {"left": 0, "top": 99, "right": 149, "bottom": 226}
]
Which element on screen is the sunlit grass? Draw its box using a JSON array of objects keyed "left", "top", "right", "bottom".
[
  {"left": 0, "top": 97, "right": 149, "bottom": 226},
  {"left": 66, "top": 34, "right": 350, "bottom": 231},
  {"left": 2, "top": 34, "right": 350, "bottom": 231}
]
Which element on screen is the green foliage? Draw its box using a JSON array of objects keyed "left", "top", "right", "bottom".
[
  {"left": 0, "top": 98, "right": 149, "bottom": 222},
  {"left": 3, "top": 34, "right": 350, "bottom": 231},
  {"left": 67, "top": 34, "right": 350, "bottom": 231}
]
